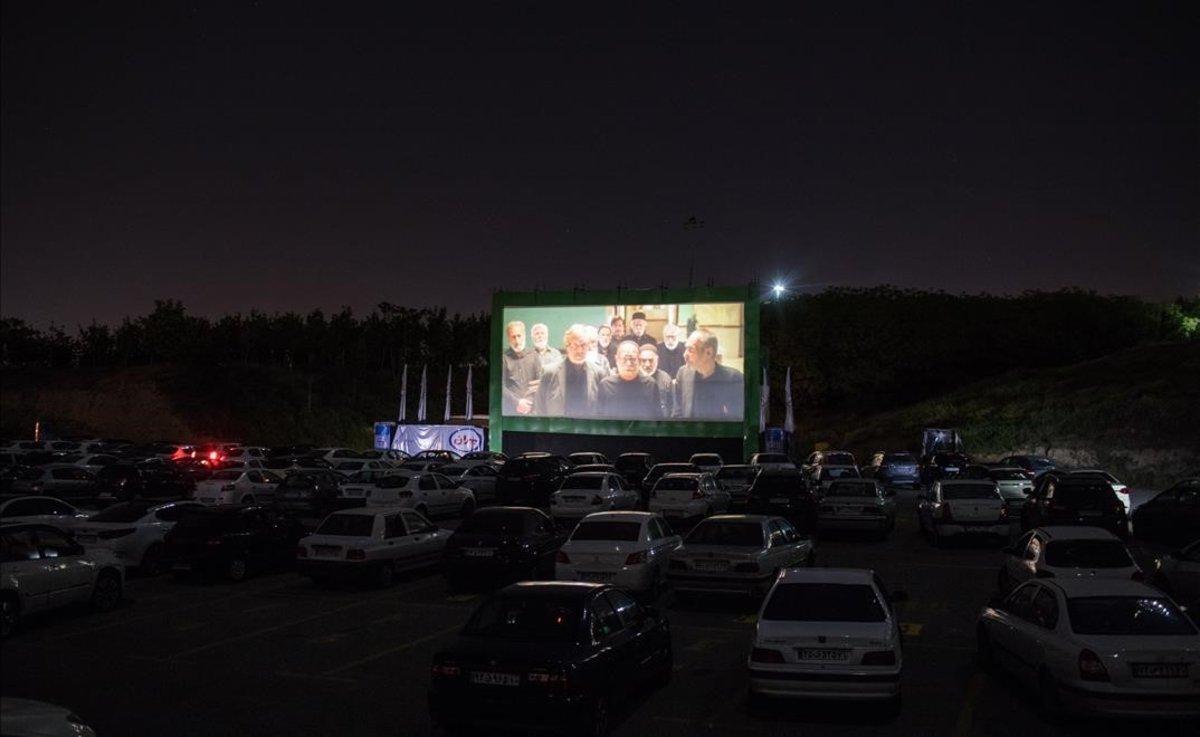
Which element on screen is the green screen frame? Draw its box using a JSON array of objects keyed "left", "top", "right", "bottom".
[{"left": 490, "top": 285, "right": 761, "bottom": 459}]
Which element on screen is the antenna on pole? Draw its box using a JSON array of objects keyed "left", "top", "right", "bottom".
[{"left": 682, "top": 216, "right": 704, "bottom": 288}]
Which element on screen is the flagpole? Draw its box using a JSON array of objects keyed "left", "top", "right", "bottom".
[
  {"left": 443, "top": 365, "right": 453, "bottom": 423},
  {"left": 398, "top": 364, "right": 408, "bottom": 423},
  {"left": 417, "top": 365, "right": 428, "bottom": 422}
]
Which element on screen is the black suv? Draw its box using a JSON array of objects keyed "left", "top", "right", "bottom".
[
  {"left": 96, "top": 463, "right": 194, "bottom": 502},
  {"left": 494, "top": 454, "right": 572, "bottom": 506},
  {"left": 163, "top": 505, "right": 305, "bottom": 581},
  {"left": 746, "top": 468, "right": 819, "bottom": 532},
  {"left": 1020, "top": 477, "right": 1128, "bottom": 538}
]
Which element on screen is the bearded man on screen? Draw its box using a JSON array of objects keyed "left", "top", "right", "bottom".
[
  {"left": 672, "top": 329, "right": 743, "bottom": 420},
  {"left": 598, "top": 340, "right": 662, "bottom": 420},
  {"left": 533, "top": 324, "right": 604, "bottom": 417}
]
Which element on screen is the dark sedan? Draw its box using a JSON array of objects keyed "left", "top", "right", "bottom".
[
  {"left": 745, "top": 469, "right": 819, "bottom": 533},
  {"left": 95, "top": 463, "right": 194, "bottom": 502},
  {"left": 613, "top": 452, "right": 655, "bottom": 491},
  {"left": 494, "top": 455, "right": 572, "bottom": 506},
  {"left": 442, "top": 507, "right": 567, "bottom": 590},
  {"left": 1132, "top": 478, "right": 1200, "bottom": 548},
  {"left": 920, "top": 452, "right": 970, "bottom": 485},
  {"left": 1019, "top": 477, "right": 1128, "bottom": 538},
  {"left": 163, "top": 505, "right": 305, "bottom": 581},
  {"left": 272, "top": 470, "right": 344, "bottom": 522},
  {"left": 429, "top": 582, "right": 672, "bottom": 735}
]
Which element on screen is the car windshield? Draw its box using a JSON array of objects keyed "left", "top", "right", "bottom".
[
  {"left": 686, "top": 521, "right": 763, "bottom": 547},
  {"left": 458, "top": 511, "right": 528, "bottom": 535},
  {"left": 463, "top": 597, "right": 580, "bottom": 642},
  {"left": 562, "top": 475, "right": 605, "bottom": 490},
  {"left": 463, "top": 452, "right": 493, "bottom": 461},
  {"left": 717, "top": 467, "right": 754, "bottom": 480},
  {"left": 571, "top": 521, "right": 642, "bottom": 542},
  {"left": 655, "top": 476, "right": 698, "bottom": 491},
  {"left": 1045, "top": 540, "right": 1133, "bottom": 568},
  {"left": 89, "top": 501, "right": 155, "bottom": 522},
  {"left": 1055, "top": 483, "right": 1118, "bottom": 508},
  {"left": 692, "top": 455, "right": 721, "bottom": 464},
  {"left": 752, "top": 475, "right": 804, "bottom": 494},
  {"left": 1067, "top": 597, "right": 1196, "bottom": 636},
  {"left": 819, "top": 467, "right": 859, "bottom": 480},
  {"left": 942, "top": 484, "right": 997, "bottom": 500},
  {"left": 211, "top": 470, "right": 242, "bottom": 481},
  {"left": 762, "top": 583, "right": 886, "bottom": 622},
  {"left": 344, "top": 471, "right": 370, "bottom": 483},
  {"left": 315, "top": 514, "right": 375, "bottom": 537},
  {"left": 883, "top": 453, "right": 915, "bottom": 464},
  {"left": 826, "top": 482, "right": 876, "bottom": 498},
  {"left": 989, "top": 470, "right": 1027, "bottom": 481}
]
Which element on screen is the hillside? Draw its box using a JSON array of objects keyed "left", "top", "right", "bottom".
[{"left": 790, "top": 341, "right": 1200, "bottom": 487}]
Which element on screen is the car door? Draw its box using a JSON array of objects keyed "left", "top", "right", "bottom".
[
  {"left": 1009, "top": 585, "right": 1060, "bottom": 679},
  {"left": 605, "top": 589, "right": 661, "bottom": 681},
  {"left": 31, "top": 527, "right": 93, "bottom": 606},
  {"left": 400, "top": 510, "right": 442, "bottom": 568},
  {"left": 470, "top": 465, "right": 497, "bottom": 502},
  {"left": 776, "top": 519, "right": 810, "bottom": 566},
  {"left": 239, "top": 509, "right": 275, "bottom": 568},
  {"left": 0, "top": 528, "right": 50, "bottom": 612},
  {"left": 417, "top": 474, "right": 441, "bottom": 513},
  {"left": 586, "top": 593, "right": 634, "bottom": 694}
]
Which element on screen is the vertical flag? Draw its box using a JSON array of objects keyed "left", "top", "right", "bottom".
[
  {"left": 784, "top": 367, "right": 795, "bottom": 434},
  {"left": 759, "top": 367, "right": 769, "bottom": 432},
  {"left": 443, "top": 365, "right": 453, "bottom": 422},
  {"left": 464, "top": 365, "right": 474, "bottom": 419},
  {"left": 397, "top": 364, "right": 408, "bottom": 423},
  {"left": 417, "top": 365, "right": 428, "bottom": 421}
]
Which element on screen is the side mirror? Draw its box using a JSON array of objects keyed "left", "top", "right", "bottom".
[{"left": 889, "top": 590, "right": 909, "bottom": 604}]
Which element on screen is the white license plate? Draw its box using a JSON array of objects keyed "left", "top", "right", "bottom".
[
  {"left": 313, "top": 546, "right": 340, "bottom": 557},
  {"left": 1131, "top": 663, "right": 1188, "bottom": 678},
  {"left": 464, "top": 548, "right": 495, "bottom": 557},
  {"left": 797, "top": 648, "right": 850, "bottom": 662},
  {"left": 692, "top": 559, "right": 729, "bottom": 571},
  {"left": 470, "top": 671, "right": 519, "bottom": 686},
  {"left": 770, "top": 497, "right": 790, "bottom": 504}
]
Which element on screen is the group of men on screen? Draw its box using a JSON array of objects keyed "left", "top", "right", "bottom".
[{"left": 502, "top": 312, "right": 744, "bottom": 421}]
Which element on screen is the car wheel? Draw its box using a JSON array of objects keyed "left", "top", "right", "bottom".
[
  {"left": 0, "top": 593, "right": 19, "bottom": 639},
  {"left": 90, "top": 570, "right": 123, "bottom": 612},
  {"left": 226, "top": 556, "right": 249, "bottom": 582},
  {"left": 460, "top": 498, "right": 475, "bottom": 518},
  {"left": 140, "top": 543, "right": 166, "bottom": 575},
  {"left": 375, "top": 562, "right": 395, "bottom": 588}
]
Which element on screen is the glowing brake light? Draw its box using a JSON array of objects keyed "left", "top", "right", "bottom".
[{"left": 431, "top": 663, "right": 460, "bottom": 678}]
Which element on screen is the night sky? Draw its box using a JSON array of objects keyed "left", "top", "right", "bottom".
[{"left": 2, "top": 3, "right": 1195, "bottom": 327}]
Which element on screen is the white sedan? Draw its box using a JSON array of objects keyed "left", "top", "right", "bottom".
[
  {"left": 977, "top": 578, "right": 1200, "bottom": 718},
  {"left": 555, "top": 511, "right": 681, "bottom": 595},
  {"left": 438, "top": 464, "right": 500, "bottom": 503},
  {"left": 648, "top": 472, "right": 730, "bottom": 523},
  {"left": 0, "top": 496, "right": 89, "bottom": 529},
  {"left": 361, "top": 472, "right": 475, "bottom": 519},
  {"left": 0, "top": 698, "right": 97, "bottom": 737},
  {"left": 748, "top": 567, "right": 904, "bottom": 711},
  {"left": 998, "top": 526, "right": 1142, "bottom": 594},
  {"left": 297, "top": 507, "right": 450, "bottom": 587},
  {"left": 550, "top": 472, "right": 640, "bottom": 523},
  {"left": 193, "top": 469, "right": 283, "bottom": 505},
  {"left": 72, "top": 500, "right": 203, "bottom": 573},
  {"left": 917, "top": 479, "right": 1010, "bottom": 545},
  {"left": 332, "top": 459, "right": 395, "bottom": 480}
]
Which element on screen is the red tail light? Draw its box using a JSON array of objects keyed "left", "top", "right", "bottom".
[
  {"left": 624, "top": 551, "right": 647, "bottom": 565},
  {"left": 431, "top": 663, "right": 460, "bottom": 678},
  {"left": 209, "top": 451, "right": 219, "bottom": 461},
  {"left": 296, "top": 546, "right": 308, "bottom": 558},
  {"left": 751, "top": 647, "right": 785, "bottom": 663},
  {"left": 347, "top": 549, "right": 366, "bottom": 560},
  {"left": 1078, "top": 649, "right": 1109, "bottom": 682},
  {"left": 555, "top": 550, "right": 570, "bottom": 564},
  {"left": 861, "top": 650, "right": 897, "bottom": 666}
]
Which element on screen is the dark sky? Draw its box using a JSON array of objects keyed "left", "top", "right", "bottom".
[{"left": 3, "top": 2, "right": 1196, "bottom": 327}]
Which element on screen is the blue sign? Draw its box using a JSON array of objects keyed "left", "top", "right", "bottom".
[
  {"left": 764, "top": 427, "right": 787, "bottom": 453},
  {"left": 373, "top": 422, "right": 395, "bottom": 450}
]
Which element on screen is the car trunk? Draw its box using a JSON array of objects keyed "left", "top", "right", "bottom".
[
  {"left": 1085, "top": 636, "right": 1200, "bottom": 690},
  {"left": 306, "top": 535, "right": 374, "bottom": 560},
  {"left": 562, "top": 540, "right": 639, "bottom": 568},
  {"left": 675, "top": 544, "right": 760, "bottom": 573},
  {"left": 945, "top": 497, "right": 1004, "bottom": 522},
  {"left": 655, "top": 486, "right": 698, "bottom": 505},
  {"left": 756, "top": 620, "right": 894, "bottom": 666}
]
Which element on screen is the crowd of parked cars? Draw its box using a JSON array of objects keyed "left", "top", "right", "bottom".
[{"left": 1, "top": 437, "right": 1197, "bottom": 733}]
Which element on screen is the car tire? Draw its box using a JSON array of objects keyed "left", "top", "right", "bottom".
[
  {"left": 0, "top": 593, "right": 19, "bottom": 639},
  {"left": 140, "top": 543, "right": 166, "bottom": 575},
  {"left": 90, "top": 570, "right": 123, "bottom": 612},
  {"left": 460, "top": 498, "right": 475, "bottom": 518},
  {"left": 226, "top": 556, "right": 249, "bottom": 582}
]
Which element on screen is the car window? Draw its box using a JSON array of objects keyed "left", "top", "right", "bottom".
[
  {"left": 433, "top": 474, "right": 456, "bottom": 488},
  {"left": 0, "top": 529, "right": 41, "bottom": 561},
  {"left": 34, "top": 528, "right": 80, "bottom": 558},
  {"left": 605, "top": 590, "right": 644, "bottom": 628},
  {"left": 588, "top": 596, "right": 624, "bottom": 641},
  {"left": 44, "top": 500, "right": 75, "bottom": 516},
  {"left": 418, "top": 475, "right": 438, "bottom": 491},
  {"left": 246, "top": 471, "right": 265, "bottom": 483},
  {"left": 1067, "top": 596, "right": 1197, "bottom": 636},
  {"left": 647, "top": 518, "right": 664, "bottom": 540},
  {"left": 383, "top": 514, "right": 405, "bottom": 539},
  {"left": 155, "top": 504, "right": 198, "bottom": 522},
  {"left": 1, "top": 500, "right": 39, "bottom": 517},
  {"left": 1031, "top": 588, "right": 1060, "bottom": 629},
  {"left": 762, "top": 583, "right": 886, "bottom": 622},
  {"left": 315, "top": 514, "right": 375, "bottom": 537},
  {"left": 1005, "top": 584, "right": 1039, "bottom": 621},
  {"left": 401, "top": 511, "right": 431, "bottom": 533},
  {"left": 767, "top": 520, "right": 786, "bottom": 547}
]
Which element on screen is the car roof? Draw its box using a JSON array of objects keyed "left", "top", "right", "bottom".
[
  {"left": 0, "top": 495, "right": 74, "bottom": 505},
  {"left": 939, "top": 478, "right": 996, "bottom": 485},
  {"left": 580, "top": 510, "right": 655, "bottom": 522},
  {"left": 703, "top": 514, "right": 771, "bottom": 524},
  {"left": 827, "top": 478, "right": 877, "bottom": 484},
  {"left": 1044, "top": 578, "right": 1165, "bottom": 599},
  {"left": 777, "top": 567, "right": 876, "bottom": 584},
  {"left": 565, "top": 471, "right": 612, "bottom": 478},
  {"left": 326, "top": 507, "right": 388, "bottom": 517},
  {"left": 497, "top": 581, "right": 606, "bottom": 601},
  {"left": 662, "top": 472, "right": 703, "bottom": 479},
  {"left": 1033, "top": 526, "right": 1120, "bottom": 541}
]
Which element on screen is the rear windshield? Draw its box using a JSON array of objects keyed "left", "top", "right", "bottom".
[
  {"left": 1055, "top": 483, "right": 1118, "bottom": 508},
  {"left": 89, "top": 501, "right": 156, "bottom": 522},
  {"left": 686, "top": 521, "right": 763, "bottom": 547},
  {"left": 717, "top": 467, "right": 754, "bottom": 481},
  {"left": 822, "top": 453, "right": 855, "bottom": 466},
  {"left": 755, "top": 454, "right": 789, "bottom": 463},
  {"left": 648, "top": 465, "right": 694, "bottom": 479},
  {"left": 501, "top": 458, "right": 555, "bottom": 477},
  {"left": 989, "top": 470, "right": 1027, "bottom": 481},
  {"left": 458, "top": 511, "right": 530, "bottom": 535},
  {"left": 752, "top": 475, "right": 804, "bottom": 494},
  {"left": 571, "top": 521, "right": 641, "bottom": 542},
  {"left": 655, "top": 476, "right": 698, "bottom": 491},
  {"left": 615, "top": 456, "right": 650, "bottom": 471},
  {"left": 376, "top": 476, "right": 411, "bottom": 489},
  {"left": 691, "top": 455, "right": 721, "bottom": 464},
  {"left": 1045, "top": 540, "right": 1132, "bottom": 568},
  {"left": 1067, "top": 597, "right": 1196, "bottom": 636},
  {"left": 463, "top": 597, "right": 580, "bottom": 642},
  {"left": 315, "top": 514, "right": 375, "bottom": 537},
  {"left": 826, "top": 482, "right": 876, "bottom": 498},
  {"left": 562, "top": 475, "right": 605, "bottom": 490},
  {"left": 281, "top": 475, "right": 315, "bottom": 489},
  {"left": 942, "top": 484, "right": 997, "bottom": 500},
  {"left": 210, "top": 470, "right": 242, "bottom": 481},
  {"left": 883, "top": 453, "right": 915, "bottom": 464},
  {"left": 762, "top": 583, "right": 886, "bottom": 622},
  {"left": 819, "top": 467, "right": 859, "bottom": 480}
]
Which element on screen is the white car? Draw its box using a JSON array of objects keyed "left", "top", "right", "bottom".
[
  {"left": 72, "top": 499, "right": 203, "bottom": 573},
  {"left": 550, "top": 472, "right": 640, "bottom": 523},
  {"left": 748, "top": 567, "right": 904, "bottom": 710},
  {"left": 223, "top": 446, "right": 268, "bottom": 462},
  {"left": 8, "top": 465, "right": 97, "bottom": 498},
  {"left": 555, "top": 511, "right": 681, "bottom": 594},
  {"left": 362, "top": 472, "right": 475, "bottom": 519},
  {"left": 0, "top": 496, "right": 89, "bottom": 529},
  {"left": 457, "top": 451, "right": 507, "bottom": 469},
  {"left": 0, "top": 698, "right": 97, "bottom": 737},
  {"left": 297, "top": 507, "right": 450, "bottom": 586},
  {"left": 812, "top": 465, "right": 861, "bottom": 494},
  {"left": 689, "top": 453, "right": 724, "bottom": 473},
  {"left": 976, "top": 578, "right": 1200, "bottom": 718},
  {"left": 1152, "top": 540, "right": 1200, "bottom": 613},
  {"left": 332, "top": 459, "right": 395, "bottom": 480},
  {"left": 998, "top": 526, "right": 1142, "bottom": 594},
  {"left": 749, "top": 452, "right": 797, "bottom": 471},
  {"left": 62, "top": 453, "right": 122, "bottom": 474},
  {"left": 396, "top": 460, "right": 446, "bottom": 474},
  {"left": 1069, "top": 469, "right": 1131, "bottom": 514},
  {"left": 917, "top": 479, "right": 1010, "bottom": 545},
  {"left": 193, "top": 469, "right": 283, "bottom": 505},
  {"left": 438, "top": 464, "right": 499, "bottom": 503},
  {"left": 360, "top": 449, "right": 408, "bottom": 463},
  {"left": 311, "top": 447, "right": 362, "bottom": 463},
  {"left": 568, "top": 452, "right": 609, "bottom": 467},
  {"left": 648, "top": 472, "right": 730, "bottom": 523},
  {"left": 216, "top": 459, "right": 265, "bottom": 472},
  {"left": 987, "top": 467, "right": 1035, "bottom": 511},
  {"left": 1, "top": 523, "right": 125, "bottom": 639}
]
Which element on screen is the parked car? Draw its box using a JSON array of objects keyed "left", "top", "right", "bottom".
[
  {"left": 358, "top": 449, "right": 409, "bottom": 463},
  {"left": 802, "top": 450, "right": 857, "bottom": 480},
  {"left": 748, "top": 568, "right": 903, "bottom": 713},
  {"left": 458, "top": 451, "right": 506, "bottom": 468},
  {"left": 193, "top": 469, "right": 283, "bottom": 506},
  {"left": 495, "top": 454, "right": 572, "bottom": 507},
  {"left": 95, "top": 463, "right": 194, "bottom": 502},
  {"left": 976, "top": 578, "right": 1200, "bottom": 718},
  {"left": 429, "top": 582, "right": 672, "bottom": 734},
  {"left": 1020, "top": 477, "right": 1128, "bottom": 539},
  {"left": 745, "top": 468, "right": 819, "bottom": 532},
  {"left": 222, "top": 446, "right": 268, "bottom": 462},
  {"left": 0, "top": 697, "right": 98, "bottom": 737},
  {"left": 572, "top": 463, "right": 615, "bottom": 475},
  {"left": 715, "top": 464, "right": 758, "bottom": 507},
  {"left": 62, "top": 453, "right": 122, "bottom": 475},
  {"left": 550, "top": 472, "right": 640, "bottom": 525},
  {"left": 998, "top": 454, "right": 1058, "bottom": 480},
  {"left": 997, "top": 527, "right": 1142, "bottom": 594},
  {"left": 1067, "top": 470, "right": 1131, "bottom": 514},
  {"left": 568, "top": 452, "right": 609, "bottom": 467},
  {"left": 72, "top": 500, "right": 203, "bottom": 573},
  {"left": 441, "top": 507, "right": 567, "bottom": 590},
  {"left": 668, "top": 515, "right": 815, "bottom": 599},
  {"left": 689, "top": 453, "right": 724, "bottom": 473},
  {"left": 310, "top": 447, "right": 362, "bottom": 463},
  {"left": 613, "top": 452, "right": 656, "bottom": 490},
  {"left": 273, "top": 470, "right": 345, "bottom": 521},
  {"left": 921, "top": 452, "right": 970, "bottom": 485},
  {"left": 1151, "top": 540, "right": 1200, "bottom": 612},
  {"left": 817, "top": 479, "right": 896, "bottom": 537},
  {"left": 555, "top": 511, "right": 681, "bottom": 596},
  {"left": 438, "top": 464, "right": 499, "bottom": 503},
  {"left": 1131, "top": 478, "right": 1200, "bottom": 548},
  {"left": 641, "top": 463, "right": 700, "bottom": 499},
  {"left": 331, "top": 459, "right": 395, "bottom": 480},
  {"left": 7, "top": 465, "right": 97, "bottom": 499},
  {"left": 863, "top": 451, "right": 921, "bottom": 489},
  {"left": 362, "top": 472, "right": 475, "bottom": 518},
  {"left": 982, "top": 467, "right": 1035, "bottom": 512},
  {"left": 0, "top": 496, "right": 88, "bottom": 529},
  {"left": 296, "top": 507, "right": 449, "bottom": 586},
  {"left": 811, "top": 465, "right": 862, "bottom": 495},
  {"left": 917, "top": 480, "right": 1010, "bottom": 546},
  {"left": 163, "top": 505, "right": 305, "bottom": 581},
  {"left": 648, "top": 472, "right": 729, "bottom": 527},
  {"left": 1, "top": 523, "right": 124, "bottom": 638},
  {"left": 412, "top": 449, "right": 462, "bottom": 463}
]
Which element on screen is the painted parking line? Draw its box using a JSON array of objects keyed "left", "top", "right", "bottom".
[{"left": 321, "top": 623, "right": 462, "bottom": 676}]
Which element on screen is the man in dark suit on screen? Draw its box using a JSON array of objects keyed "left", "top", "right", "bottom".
[
  {"left": 672, "top": 329, "right": 744, "bottom": 420},
  {"left": 533, "top": 324, "right": 604, "bottom": 417}
]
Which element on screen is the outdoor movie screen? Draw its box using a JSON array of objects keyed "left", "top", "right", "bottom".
[{"left": 500, "top": 302, "right": 746, "bottom": 422}]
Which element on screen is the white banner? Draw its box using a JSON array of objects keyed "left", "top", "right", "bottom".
[
  {"left": 443, "top": 365, "right": 453, "bottom": 423},
  {"left": 389, "top": 424, "right": 485, "bottom": 455}
]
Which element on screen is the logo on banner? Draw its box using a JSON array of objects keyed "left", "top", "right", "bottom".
[{"left": 448, "top": 428, "right": 483, "bottom": 453}]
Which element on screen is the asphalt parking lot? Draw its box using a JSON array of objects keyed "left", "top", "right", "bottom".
[{"left": 2, "top": 489, "right": 1195, "bottom": 737}]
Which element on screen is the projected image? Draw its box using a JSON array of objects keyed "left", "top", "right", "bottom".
[{"left": 500, "top": 303, "right": 745, "bottom": 422}]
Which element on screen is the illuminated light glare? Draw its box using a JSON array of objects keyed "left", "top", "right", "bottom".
[{"left": 772, "top": 283, "right": 786, "bottom": 297}]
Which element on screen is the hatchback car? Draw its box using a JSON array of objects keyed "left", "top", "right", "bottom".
[
  {"left": 997, "top": 527, "right": 1142, "bottom": 594},
  {"left": 715, "top": 464, "right": 758, "bottom": 507},
  {"left": 495, "top": 455, "right": 572, "bottom": 507},
  {"left": 668, "top": 515, "right": 814, "bottom": 599},
  {"left": 613, "top": 453, "right": 656, "bottom": 490},
  {"left": 163, "top": 505, "right": 305, "bottom": 582},
  {"left": 7, "top": 465, "right": 97, "bottom": 499},
  {"left": 917, "top": 480, "right": 1010, "bottom": 546},
  {"left": 648, "top": 472, "right": 729, "bottom": 526},
  {"left": 1130, "top": 478, "right": 1200, "bottom": 548},
  {"left": 273, "top": 470, "right": 344, "bottom": 520},
  {"left": 72, "top": 499, "right": 203, "bottom": 573},
  {"left": 997, "top": 455, "right": 1057, "bottom": 480},
  {"left": 865, "top": 451, "right": 921, "bottom": 489},
  {"left": 438, "top": 464, "right": 500, "bottom": 503},
  {"left": 745, "top": 469, "right": 819, "bottom": 532},
  {"left": 921, "top": 452, "right": 970, "bottom": 484},
  {"left": 817, "top": 479, "right": 896, "bottom": 537},
  {"left": 555, "top": 511, "right": 681, "bottom": 596},
  {"left": 193, "top": 469, "right": 283, "bottom": 506},
  {"left": 0, "top": 496, "right": 88, "bottom": 529}
]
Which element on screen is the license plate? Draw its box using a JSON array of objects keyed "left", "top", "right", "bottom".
[
  {"left": 692, "top": 559, "right": 729, "bottom": 571},
  {"left": 464, "top": 548, "right": 495, "bottom": 557},
  {"left": 770, "top": 497, "right": 790, "bottom": 504},
  {"left": 945, "top": 467, "right": 959, "bottom": 473},
  {"left": 797, "top": 648, "right": 850, "bottom": 661},
  {"left": 837, "top": 507, "right": 857, "bottom": 516},
  {"left": 470, "top": 671, "right": 519, "bottom": 686},
  {"left": 1131, "top": 663, "right": 1189, "bottom": 678},
  {"left": 313, "top": 545, "right": 340, "bottom": 557},
  {"left": 344, "top": 490, "right": 362, "bottom": 497}
]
